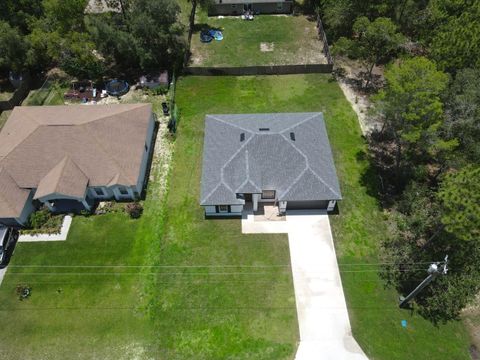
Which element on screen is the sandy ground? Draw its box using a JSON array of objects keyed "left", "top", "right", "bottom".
[{"left": 335, "top": 58, "right": 383, "bottom": 135}]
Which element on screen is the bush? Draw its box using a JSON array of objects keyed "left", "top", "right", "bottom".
[
  {"left": 143, "top": 85, "right": 168, "bottom": 96},
  {"left": 24, "top": 207, "right": 64, "bottom": 234},
  {"left": 16, "top": 284, "right": 31, "bottom": 301},
  {"left": 125, "top": 202, "right": 143, "bottom": 219},
  {"left": 27, "top": 208, "right": 50, "bottom": 228}
]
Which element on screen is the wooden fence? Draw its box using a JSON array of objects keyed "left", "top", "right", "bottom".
[
  {"left": 184, "top": 63, "right": 333, "bottom": 76},
  {"left": 316, "top": 15, "right": 333, "bottom": 65}
]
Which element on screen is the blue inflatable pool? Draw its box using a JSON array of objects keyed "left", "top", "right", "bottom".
[{"left": 106, "top": 80, "right": 129, "bottom": 96}]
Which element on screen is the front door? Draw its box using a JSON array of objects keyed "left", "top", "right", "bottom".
[{"left": 244, "top": 3, "right": 252, "bottom": 12}]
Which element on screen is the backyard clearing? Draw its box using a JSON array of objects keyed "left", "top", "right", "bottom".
[{"left": 190, "top": 15, "right": 327, "bottom": 66}]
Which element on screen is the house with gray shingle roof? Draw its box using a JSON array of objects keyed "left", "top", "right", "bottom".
[
  {"left": 200, "top": 113, "right": 341, "bottom": 217},
  {"left": 0, "top": 104, "right": 155, "bottom": 227}
]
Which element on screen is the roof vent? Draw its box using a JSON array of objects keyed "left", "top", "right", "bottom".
[
  {"left": 240, "top": 133, "right": 245, "bottom": 142},
  {"left": 259, "top": 128, "right": 270, "bottom": 132},
  {"left": 290, "top": 132, "right": 295, "bottom": 141}
]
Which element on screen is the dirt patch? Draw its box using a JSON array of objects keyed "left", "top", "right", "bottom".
[
  {"left": 334, "top": 57, "right": 383, "bottom": 135},
  {"left": 260, "top": 42, "right": 274, "bottom": 52}
]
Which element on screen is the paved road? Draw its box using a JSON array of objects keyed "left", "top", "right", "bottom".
[{"left": 242, "top": 210, "right": 368, "bottom": 360}]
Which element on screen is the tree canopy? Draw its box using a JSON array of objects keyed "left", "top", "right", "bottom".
[
  {"left": 374, "top": 57, "right": 453, "bottom": 182},
  {"left": 438, "top": 166, "right": 480, "bottom": 242},
  {"left": 333, "top": 16, "right": 404, "bottom": 87},
  {"left": 0, "top": 21, "right": 28, "bottom": 73}
]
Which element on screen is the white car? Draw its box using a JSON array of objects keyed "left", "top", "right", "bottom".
[{"left": 0, "top": 226, "right": 18, "bottom": 265}]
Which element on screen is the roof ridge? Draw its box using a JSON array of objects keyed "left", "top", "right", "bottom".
[
  {"left": 83, "top": 103, "right": 150, "bottom": 126},
  {"left": 220, "top": 134, "right": 255, "bottom": 191},
  {"left": 207, "top": 115, "right": 255, "bottom": 134},
  {"left": 279, "top": 113, "right": 320, "bottom": 134},
  {"left": 0, "top": 167, "right": 26, "bottom": 214},
  {"left": 81, "top": 123, "right": 136, "bottom": 184},
  {"left": 0, "top": 122, "right": 44, "bottom": 162},
  {"left": 278, "top": 132, "right": 341, "bottom": 199}
]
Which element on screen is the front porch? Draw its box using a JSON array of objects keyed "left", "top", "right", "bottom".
[
  {"left": 44, "top": 197, "right": 95, "bottom": 214},
  {"left": 242, "top": 202, "right": 286, "bottom": 222}
]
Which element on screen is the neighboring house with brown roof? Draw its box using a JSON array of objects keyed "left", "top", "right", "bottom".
[{"left": 0, "top": 104, "right": 155, "bottom": 227}]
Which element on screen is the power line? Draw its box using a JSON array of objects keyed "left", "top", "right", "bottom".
[
  {"left": 4, "top": 270, "right": 428, "bottom": 277},
  {"left": 6, "top": 261, "right": 435, "bottom": 268}
]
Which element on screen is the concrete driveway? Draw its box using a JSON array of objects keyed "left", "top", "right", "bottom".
[
  {"left": 0, "top": 266, "right": 7, "bottom": 287},
  {"left": 242, "top": 209, "right": 368, "bottom": 360}
]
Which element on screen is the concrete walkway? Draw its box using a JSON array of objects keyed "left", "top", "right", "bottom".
[
  {"left": 0, "top": 267, "right": 6, "bottom": 287},
  {"left": 242, "top": 210, "right": 368, "bottom": 360}
]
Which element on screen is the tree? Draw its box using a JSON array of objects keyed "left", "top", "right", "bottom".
[
  {"left": 374, "top": 57, "right": 453, "bottom": 183},
  {"left": 0, "top": 0, "right": 43, "bottom": 34},
  {"left": 444, "top": 68, "right": 480, "bottom": 164},
  {"left": 0, "top": 21, "right": 28, "bottom": 73},
  {"left": 438, "top": 166, "right": 480, "bottom": 242},
  {"left": 319, "top": 0, "right": 429, "bottom": 40},
  {"left": 129, "top": 0, "right": 185, "bottom": 70},
  {"left": 426, "top": 1, "right": 480, "bottom": 72},
  {"left": 333, "top": 16, "right": 404, "bottom": 88},
  {"left": 382, "top": 169, "right": 480, "bottom": 322},
  {"left": 186, "top": 0, "right": 212, "bottom": 55},
  {"left": 87, "top": 0, "right": 185, "bottom": 73}
]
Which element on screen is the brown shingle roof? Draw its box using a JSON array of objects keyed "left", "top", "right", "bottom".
[
  {"left": 0, "top": 104, "right": 152, "bottom": 217},
  {"left": 0, "top": 167, "right": 31, "bottom": 218},
  {"left": 34, "top": 155, "right": 89, "bottom": 200}
]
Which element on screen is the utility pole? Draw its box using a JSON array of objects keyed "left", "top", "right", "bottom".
[{"left": 399, "top": 255, "right": 448, "bottom": 308}]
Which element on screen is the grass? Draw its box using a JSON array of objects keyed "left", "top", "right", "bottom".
[
  {"left": 172, "top": 75, "right": 471, "bottom": 359},
  {"left": 0, "top": 74, "right": 471, "bottom": 359},
  {"left": 189, "top": 15, "right": 326, "bottom": 66},
  {"left": 0, "top": 82, "right": 297, "bottom": 359},
  {"left": 0, "top": 214, "right": 154, "bottom": 360},
  {"left": 23, "top": 82, "right": 67, "bottom": 106}
]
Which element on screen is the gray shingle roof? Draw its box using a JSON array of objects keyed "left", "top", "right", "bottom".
[{"left": 200, "top": 113, "right": 342, "bottom": 206}]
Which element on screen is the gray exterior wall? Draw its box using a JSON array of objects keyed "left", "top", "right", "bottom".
[
  {"left": 135, "top": 112, "right": 156, "bottom": 196},
  {"left": 204, "top": 204, "right": 243, "bottom": 217},
  {"left": 208, "top": 1, "right": 292, "bottom": 15},
  {"left": 286, "top": 200, "right": 329, "bottom": 210}
]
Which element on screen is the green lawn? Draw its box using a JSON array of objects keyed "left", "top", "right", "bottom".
[
  {"left": 172, "top": 75, "right": 471, "bottom": 359},
  {"left": 0, "top": 214, "right": 154, "bottom": 359},
  {"left": 189, "top": 15, "right": 326, "bottom": 66},
  {"left": 23, "top": 82, "right": 66, "bottom": 106},
  {"left": 0, "top": 74, "right": 471, "bottom": 359}
]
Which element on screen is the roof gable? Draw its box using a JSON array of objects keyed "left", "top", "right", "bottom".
[{"left": 34, "top": 156, "right": 89, "bottom": 200}]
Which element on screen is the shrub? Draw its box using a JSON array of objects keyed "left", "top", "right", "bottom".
[
  {"left": 16, "top": 284, "right": 31, "bottom": 301},
  {"left": 27, "top": 208, "right": 50, "bottom": 228},
  {"left": 125, "top": 202, "right": 143, "bottom": 219}
]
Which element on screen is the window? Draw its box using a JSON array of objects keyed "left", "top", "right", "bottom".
[
  {"left": 261, "top": 190, "right": 276, "bottom": 199},
  {"left": 231, "top": 4, "right": 236, "bottom": 8},
  {"left": 94, "top": 187, "right": 104, "bottom": 196},
  {"left": 276, "top": 2, "right": 283, "bottom": 10},
  {"left": 119, "top": 187, "right": 129, "bottom": 195},
  {"left": 218, "top": 205, "right": 229, "bottom": 213}
]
